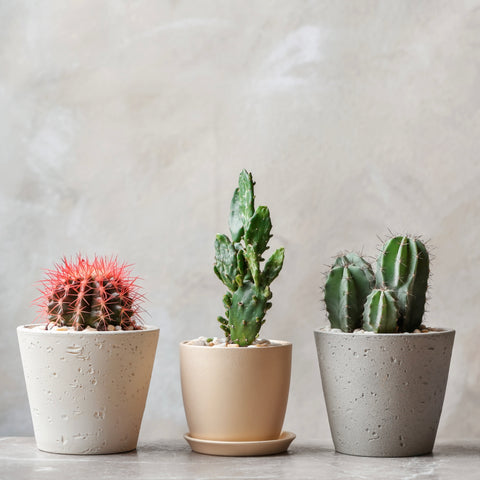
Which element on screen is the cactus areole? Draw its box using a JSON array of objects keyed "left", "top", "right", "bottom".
[
  {"left": 35, "top": 255, "right": 144, "bottom": 331},
  {"left": 324, "top": 236, "right": 430, "bottom": 333},
  {"left": 214, "top": 170, "right": 285, "bottom": 346}
]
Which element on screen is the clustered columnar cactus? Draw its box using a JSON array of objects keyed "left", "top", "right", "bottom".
[
  {"left": 36, "top": 256, "right": 144, "bottom": 331},
  {"left": 324, "top": 236, "right": 430, "bottom": 333},
  {"left": 214, "top": 170, "right": 285, "bottom": 346}
]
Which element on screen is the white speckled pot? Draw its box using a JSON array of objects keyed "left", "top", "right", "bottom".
[
  {"left": 180, "top": 341, "right": 292, "bottom": 442},
  {"left": 17, "top": 324, "right": 159, "bottom": 455},
  {"left": 314, "top": 328, "right": 455, "bottom": 457}
]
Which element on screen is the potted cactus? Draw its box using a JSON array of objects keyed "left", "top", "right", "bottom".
[
  {"left": 17, "top": 256, "right": 159, "bottom": 454},
  {"left": 314, "top": 236, "right": 455, "bottom": 457},
  {"left": 180, "top": 170, "right": 294, "bottom": 456}
]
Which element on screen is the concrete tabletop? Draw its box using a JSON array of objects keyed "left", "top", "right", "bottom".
[{"left": 1, "top": 437, "right": 479, "bottom": 480}]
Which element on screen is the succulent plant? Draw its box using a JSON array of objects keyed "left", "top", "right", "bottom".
[
  {"left": 214, "top": 170, "right": 284, "bottom": 346},
  {"left": 324, "top": 235, "right": 430, "bottom": 333},
  {"left": 362, "top": 288, "right": 399, "bottom": 333},
  {"left": 36, "top": 255, "right": 144, "bottom": 331},
  {"left": 324, "top": 253, "right": 374, "bottom": 332},
  {"left": 376, "top": 236, "right": 430, "bottom": 332}
]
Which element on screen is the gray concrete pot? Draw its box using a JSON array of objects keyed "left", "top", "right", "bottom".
[{"left": 314, "top": 328, "right": 455, "bottom": 457}]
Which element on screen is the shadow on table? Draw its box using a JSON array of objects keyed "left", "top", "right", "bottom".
[{"left": 433, "top": 442, "right": 480, "bottom": 457}]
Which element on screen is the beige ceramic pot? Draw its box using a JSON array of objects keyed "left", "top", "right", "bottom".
[
  {"left": 17, "top": 324, "right": 159, "bottom": 455},
  {"left": 180, "top": 341, "right": 292, "bottom": 442}
]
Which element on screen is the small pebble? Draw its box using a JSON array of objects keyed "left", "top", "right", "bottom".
[{"left": 186, "top": 337, "right": 274, "bottom": 347}]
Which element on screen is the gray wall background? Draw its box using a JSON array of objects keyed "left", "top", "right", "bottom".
[{"left": 1, "top": 1, "right": 479, "bottom": 442}]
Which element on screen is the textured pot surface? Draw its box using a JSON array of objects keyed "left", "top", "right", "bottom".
[
  {"left": 18, "top": 325, "right": 159, "bottom": 454},
  {"left": 314, "top": 328, "right": 455, "bottom": 457},
  {"left": 180, "top": 341, "right": 292, "bottom": 442}
]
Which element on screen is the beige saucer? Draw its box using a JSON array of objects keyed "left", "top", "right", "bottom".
[{"left": 184, "top": 431, "right": 296, "bottom": 457}]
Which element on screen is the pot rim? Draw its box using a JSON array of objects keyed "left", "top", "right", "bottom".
[
  {"left": 17, "top": 324, "right": 159, "bottom": 335},
  {"left": 180, "top": 339, "right": 292, "bottom": 349},
  {"left": 314, "top": 327, "right": 455, "bottom": 337}
]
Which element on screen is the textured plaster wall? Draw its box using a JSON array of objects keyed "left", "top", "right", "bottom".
[{"left": 1, "top": 1, "right": 479, "bottom": 441}]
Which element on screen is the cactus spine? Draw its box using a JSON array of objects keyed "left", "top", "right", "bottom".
[
  {"left": 214, "top": 170, "right": 284, "bottom": 346},
  {"left": 36, "top": 256, "right": 143, "bottom": 330},
  {"left": 376, "top": 236, "right": 429, "bottom": 332},
  {"left": 362, "top": 288, "right": 399, "bottom": 333},
  {"left": 324, "top": 253, "right": 374, "bottom": 332}
]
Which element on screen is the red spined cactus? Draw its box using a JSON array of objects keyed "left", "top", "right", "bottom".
[{"left": 35, "top": 255, "right": 144, "bottom": 331}]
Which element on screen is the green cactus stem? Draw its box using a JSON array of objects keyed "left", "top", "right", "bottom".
[
  {"left": 214, "top": 170, "right": 284, "bottom": 345},
  {"left": 376, "top": 236, "right": 429, "bottom": 332},
  {"left": 228, "top": 282, "right": 271, "bottom": 346},
  {"left": 324, "top": 253, "right": 374, "bottom": 332},
  {"left": 362, "top": 288, "right": 399, "bottom": 333},
  {"left": 333, "top": 253, "right": 375, "bottom": 285}
]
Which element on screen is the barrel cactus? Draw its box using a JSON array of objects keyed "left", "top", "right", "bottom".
[
  {"left": 36, "top": 255, "right": 143, "bottom": 331},
  {"left": 324, "top": 235, "right": 430, "bottom": 333},
  {"left": 214, "top": 170, "right": 284, "bottom": 346}
]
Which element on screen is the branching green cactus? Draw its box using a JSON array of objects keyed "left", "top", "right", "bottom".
[
  {"left": 324, "top": 253, "right": 374, "bottom": 332},
  {"left": 376, "top": 236, "right": 429, "bottom": 332},
  {"left": 324, "top": 236, "right": 430, "bottom": 333},
  {"left": 362, "top": 288, "right": 399, "bottom": 333},
  {"left": 214, "top": 170, "right": 284, "bottom": 346}
]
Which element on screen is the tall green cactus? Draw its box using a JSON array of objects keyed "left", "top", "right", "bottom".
[
  {"left": 324, "top": 253, "right": 374, "bottom": 332},
  {"left": 362, "top": 288, "right": 399, "bottom": 333},
  {"left": 376, "top": 236, "right": 429, "bottom": 332},
  {"left": 214, "top": 170, "right": 284, "bottom": 346}
]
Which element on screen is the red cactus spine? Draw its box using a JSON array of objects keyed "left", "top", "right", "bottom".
[{"left": 36, "top": 255, "right": 144, "bottom": 331}]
